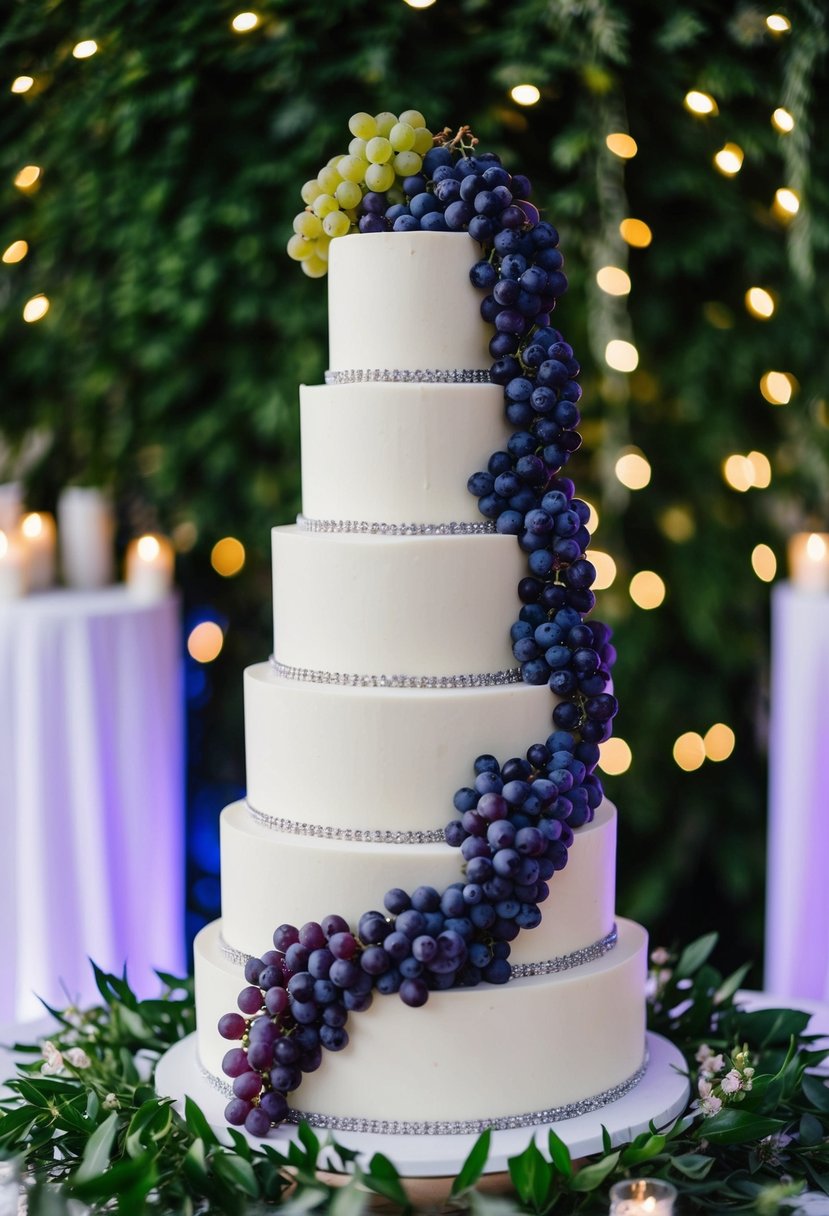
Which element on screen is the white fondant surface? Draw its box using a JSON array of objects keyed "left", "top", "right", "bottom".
[
  {"left": 300, "top": 382, "right": 508, "bottom": 525},
  {"left": 244, "top": 662, "right": 555, "bottom": 832},
  {"left": 328, "top": 233, "right": 492, "bottom": 373},
  {"left": 195, "top": 918, "right": 647, "bottom": 1123},
  {"left": 219, "top": 798, "right": 616, "bottom": 964}
]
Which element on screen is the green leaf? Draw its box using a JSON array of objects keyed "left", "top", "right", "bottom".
[
  {"left": 73, "top": 1111, "right": 119, "bottom": 1183},
  {"left": 71, "top": 1154, "right": 158, "bottom": 1204},
  {"left": 714, "top": 962, "right": 752, "bottom": 1006},
  {"left": 735, "top": 1008, "right": 812, "bottom": 1046},
  {"left": 124, "top": 1098, "right": 172, "bottom": 1158},
  {"left": 799, "top": 1112, "right": 825, "bottom": 1146},
  {"left": 670, "top": 1152, "right": 715, "bottom": 1179},
  {"left": 674, "top": 932, "right": 718, "bottom": 979},
  {"left": 803, "top": 1073, "right": 829, "bottom": 1112},
  {"left": 546, "top": 1128, "right": 572, "bottom": 1179},
  {"left": 700, "top": 1109, "right": 786, "bottom": 1146},
  {"left": 182, "top": 1137, "right": 208, "bottom": 1185},
  {"left": 212, "top": 1150, "right": 260, "bottom": 1198},
  {"left": 184, "top": 1095, "right": 219, "bottom": 1147},
  {"left": 0, "top": 1106, "right": 39, "bottom": 1145},
  {"left": 451, "top": 1128, "right": 492, "bottom": 1195},
  {"left": 329, "top": 1182, "right": 369, "bottom": 1216},
  {"left": 507, "top": 1139, "right": 553, "bottom": 1211},
  {"left": 620, "top": 1133, "right": 667, "bottom": 1166},
  {"left": 364, "top": 1152, "right": 410, "bottom": 1208},
  {"left": 297, "top": 1120, "right": 320, "bottom": 1162},
  {"left": 569, "top": 1150, "right": 621, "bottom": 1192}
]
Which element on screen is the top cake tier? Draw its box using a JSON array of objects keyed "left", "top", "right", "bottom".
[{"left": 327, "top": 232, "right": 492, "bottom": 374}]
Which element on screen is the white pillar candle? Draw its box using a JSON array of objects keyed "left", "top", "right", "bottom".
[
  {"left": 126, "top": 533, "right": 174, "bottom": 601},
  {"left": 57, "top": 486, "right": 115, "bottom": 589},
  {"left": 609, "top": 1179, "right": 677, "bottom": 1216},
  {"left": 0, "top": 482, "right": 22, "bottom": 534},
  {"left": 788, "top": 531, "right": 829, "bottom": 591},
  {"left": 0, "top": 529, "right": 27, "bottom": 599},
  {"left": 20, "top": 511, "right": 57, "bottom": 591}
]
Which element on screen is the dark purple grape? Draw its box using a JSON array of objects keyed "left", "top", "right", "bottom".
[
  {"left": 232, "top": 1070, "right": 262, "bottom": 1100},
  {"left": 245, "top": 1107, "right": 271, "bottom": 1137},
  {"left": 224, "top": 1097, "right": 251, "bottom": 1126},
  {"left": 260, "top": 1090, "right": 289, "bottom": 1123},
  {"left": 218, "top": 1012, "right": 247, "bottom": 1040}
]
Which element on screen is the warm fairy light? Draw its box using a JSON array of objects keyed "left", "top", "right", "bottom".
[
  {"left": 747, "top": 451, "right": 772, "bottom": 488},
  {"left": 231, "top": 11, "right": 259, "bottom": 31},
  {"left": 173, "top": 520, "right": 198, "bottom": 552},
  {"left": 606, "top": 133, "right": 637, "bottom": 159},
  {"left": 187, "top": 621, "right": 224, "bottom": 663},
  {"left": 596, "top": 266, "right": 631, "bottom": 296},
  {"left": 684, "top": 90, "right": 718, "bottom": 115},
  {"left": 605, "top": 339, "right": 639, "bottom": 373},
  {"left": 615, "top": 450, "right": 652, "bottom": 491},
  {"left": 619, "top": 218, "right": 652, "bottom": 248},
  {"left": 23, "top": 294, "right": 49, "bottom": 322},
  {"left": 14, "top": 165, "right": 41, "bottom": 189},
  {"left": 766, "top": 13, "right": 791, "bottom": 32},
  {"left": 673, "top": 731, "right": 706, "bottom": 772},
  {"left": 659, "top": 505, "right": 695, "bottom": 543},
  {"left": 598, "top": 737, "right": 632, "bottom": 776},
  {"left": 760, "top": 370, "right": 795, "bottom": 405},
  {"left": 21, "top": 512, "right": 43, "bottom": 538},
  {"left": 723, "top": 455, "right": 754, "bottom": 492},
  {"left": 404, "top": 0, "right": 437, "bottom": 6},
  {"left": 72, "top": 39, "right": 98, "bottom": 58},
  {"left": 704, "top": 723, "right": 735, "bottom": 762},
  {"left": 136, "top": 534, "right": 161, "bottom": 562},
  {"left": 211, "top": 536, "right": 246, "bottom": 577},
  {"left": 714, "top": 143, "right": 744, "bottom": 176},
  {"left": 584, "top": 501, "right": 600, "bottom": 533},
  {"left": 745, "top": 287, "right": 775, "bottom": 319},
  {"left": 510, "top": 84, "right": 540, "bottom": 106},
  {"left": 588, "top": 550, "right": 617, "bottom": 590},
  {"left": 774, "top": 187, "right": 800, "bottom": 216},
  {"left": 2, "top": 240, "right": 28, "bottom": 264},
  {"left": 11, "top": 76, "right": 34, "bottom": 94},
  {"left": 629, "top": 570, "right": 666, "bottom": 609},
  {"left": 752, "top": 543, "right": 777, "bottom": 582},
  {"left": 772, "top": 107, "right": 795, "bottom": 133}
]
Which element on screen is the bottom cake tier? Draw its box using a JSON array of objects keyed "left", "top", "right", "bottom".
[{"left": 194, "top": 917, "right": 648, "bottom": 1131}]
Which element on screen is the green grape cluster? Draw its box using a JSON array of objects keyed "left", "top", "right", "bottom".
[{"left": 287, "top": 108, "right": 433, "bottom": 277}]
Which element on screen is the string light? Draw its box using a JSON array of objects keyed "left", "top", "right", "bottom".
[
  {"left": 745, "top": 287, "right": 775, "bottom": 319},
  {"left": 615, "top": 449, "right": 652, "bottom": 490},
  {"left": 723, "top": 455, "right": 754, "bottom": 492},
  {"left": 747, "top": 451, "right": 772, "bottom": 488},
  {"left": 629, "top": 570, "right": 666, "bottom": 609},
  {"left": 605, "top": 339, "right": 639, "bottom": 372},
  {"left": 766, "top": 13, "right": 791, "bottom": 32},
  {"left": 673, "top": 731, "right": 706, "bottom": 771},
  {"left": 598, "top": 737, "right": 632, "bottom": 775},
  {"left": 2, "top": 240, "right": 28, "bottom": 264},
  {"left": 619, "top": 218, "right": 652, "bottom": 248},
  {"left": 771, "top": 107, "right": 795, "bottom": 133},
  {"left": 704, "top": 723, "right": 735, "bottom": 762},
  {"left": 510, "top": 84, "right": 540, "bottom": 106},
  {"left": 659, "top": 505, "right": 695, "bottom": 542},
  {"left": 588, "top": 550, "right": 617, "bottom": 590},
  {"left": 403, "top": 0, "right": 437, "bottom": 6},
  {"left": 14, "top": 165, "right": 41, "bottom": 189},
  {"left": 760, "top": 370, "right": 795, "bottom": 405},
  {"left": 684, "top": 90, "right": 718, "bottom": 115},
  {"left": 751, "top": 543, "right": 777, "bottom": 582},
  {"left": 596, "top": 266, "right": 631, "bottom": 296},
  {"left": 774, "top": 187, "right": 800, "bottom": 217},
  {"left": 11, "top": 76, "right": 34, "bottom": 94},
  {"left": 714, "top": 143, "right": 744, "bottom": 176},
  {"left": 605, "top": 133, "right": 637, "bottom": 159},
  {"left": 72, "top": 39, "right": 98, "bottom": 58},
  {"left": 23, "top": 294, "right": 49, "bottom": 323},
  {"left": 187, "top": 621, "right": 224, "bottom": 663},
  {"left": 231, "top": 11, "right": 259, "bottom": 31},
  {"left": 211, "top": 536, "right": 246, "bottom": 577}
]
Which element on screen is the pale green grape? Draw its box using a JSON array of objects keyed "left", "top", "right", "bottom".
[
  {"left": 389, "top": 122, "right": 416, "bottom": 152},
  {"left": 335, "top": 179, "right": 363, "bottom": 209},
  {"left": 302, "top": 254, "right": 328, "bottom": 278},
  {"left": 313, "top": 236, "right": 330, "bottom": 261},
  {"left": 293, "top": 211, "right": 323, "bottom": 238},
  {"left": 364, "top": 162, "right": 394, "bottom": 192},
  {"left": 392, "top": 150, "right": 422, "bottom": 177},
  {"left": 311, "top": 193, "right": 339, "bottom": 218},
  {"left": 317, "top": 165, "right": 343, "bottom": 194},
  {"left": 412, "top": 127, "right": 434, "bottom": 156},
  {"left": 300, "top": 179, "right": 323, "bottom": 205},
  {"left": 348, "top": 112, "right": 377, "bottom": 140},
  {"left": 365, "top": 136, "right": 393, "bottom": 165},
  {"left": 287, "top": 233, "right": 314, "bottom": 261},
  {"left": 337, "top": 155, "right": 368, "bottom": 183},
  {"left": 399, "top": 109, "right": 426, "bottom": 130},
  {"left": 374, "top": 111, "right": 398, "bottom": 137},
  {"left": 323, "top": 210, "right": 351, "bottom": 238},
  {"left": 327, "top": 153, "right": 345, "bottom": 168},
  {"left": 348, "top": 137, "right": 367, "bottom": 159}
]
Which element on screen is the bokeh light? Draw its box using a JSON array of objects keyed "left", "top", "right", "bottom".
[
  {"left": 772, "top": 107, "right": 794, "bottom": 133},
  {"left": 723, "top": 455, "right": 754, "bottom": 492},
  {"left": 615, "top": 450, "right": 652, "bottom": 490},
  {"left": 673, "top": 731, "right": 706, "bottom": 771},
  {"left": 598, "top": 738, "right": 632, "bottom": 775},
  {"left": 745, "top": 287, "right": 775, "bottom": 319},
  {"left": 605, "top": 339, "right": 639, "bottom": 372},
  {"left": 629, "top": 570, "right": 666, "bottom": 609},
  {"left": 684, "top": 90, "right": 718, "bottom": 115},
  {"left": 23, "top": 294, "right": 49, "bottom": 323},
  {"left": 751, "top": 543, "right": 777, "bottom": 582},
  {"left": 774, "top": 188, "right": 800, "bottom": 216},
  {"left": 11, "top": 76, "right": 34, "bottom": 94},
  {"left": 766, "top": 13, "right": 791, "bottom": 32},
  {"left": 231, "top": 11, "right": 259, "bottom": 30},
  {"left": 510, "top": 84, "right": 540, "bottom": 106},
  {"left": 704, "top": 723, "right": 735, "bottom": 762},
  {"left": 588, "top": 550, "right": 617, "bottom": 590},
  {"left": 137, "top": 534, "right": 161, "bottom": 562},
  {"left": 72, "top": 39, "right": 98, "bottom": 58},
  {"left": 714, "top": 143, "right": 744, "bottom": 176},
  {"left": 211, "top": 536, "right": 246, "bottom": 577},
  {"left": 747, "top": 451, "right": 772, "bottom": 488},
  {"left": 596, "top": 266, "right": 631, "bottom": 296},
  {"left": 187, "top": 621, "right": 224, "bottom": 663},
  {"left": 2, "top": 240, "right": 28, "bottom": 264},
  {"left": 14, "top": 165, "right": 41, "bottom": 189},
  {"left": 619, "top": 218, "right": 652, "bottom": 248},
  {"left": 760, "top": 370, "right": 795, "bottom": 404},
  {"left": 606, "top": 133, "right": 637, "bottom": 159}
]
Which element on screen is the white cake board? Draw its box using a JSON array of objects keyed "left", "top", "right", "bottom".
[{"left": 155, "top": 1031, "right": 689, "bottom": 1177}]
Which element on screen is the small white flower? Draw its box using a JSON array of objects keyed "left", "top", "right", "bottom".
[
  {"left": 40, "top": 1041, "right": 63, "bottom": 1075},
  {"left": 695, "top": 1043, "right": 713, "bottom": 1063},
  {"left": 64, "top": 1047, "right": 91, "bottom": 1070},
  {"left": 650, "top": 947, "right": 670, "bottom": 966},
  {"left": 720, "top": 1068, "right": 742, "bottom": 1094},
  {"left": 694, "top": 1078, "right": 723, "bottom": 1116},
  {"left": 103, "top": 1093, "right": 120, "bottom": 1110}
]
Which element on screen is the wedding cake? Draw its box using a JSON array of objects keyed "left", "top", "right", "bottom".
[{"left": 193, "top": 111, "right": 647, "bottom": 1136}]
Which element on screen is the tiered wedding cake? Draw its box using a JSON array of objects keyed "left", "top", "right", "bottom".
[{"left": 193, "top": 226, "right": 648, "bottom": 1133}]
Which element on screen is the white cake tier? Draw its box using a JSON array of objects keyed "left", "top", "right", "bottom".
[
  {"left": 219, "top": 797, "right": 616, "bottom": 966},
  {"left": 244, "top": 662, "right": 555, "bottom": 833},
  {"left": 300, "top": 381, "right": 508, "bottom": 526},
  {"left": 272, "top": 526, "right": 528, "bottom": 677},
  {"left": 328, "top": 233, "right": 491, "bottom": 374},
  {"left": 195, "top": 917, "right": 647, "bottom": 1125}
]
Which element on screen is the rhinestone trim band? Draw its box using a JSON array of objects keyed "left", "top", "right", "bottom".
[
  {"left": 201, "top": 1050, "right": 648, "bottom": 1135},
  {"left": 219, "top": 925, "right": 619, "bottom": 976},
  {"left": 245, "top": 801, "right": 446, "bottom": 845},
  {"left": 269, "top": 656, "right": 522, "bottom": 690},
  {"left": 324, "top": 368, "right": 491, "bottom": 385},
  {"left": 296, "top": 514, "right": 496, "bottom": 537}
]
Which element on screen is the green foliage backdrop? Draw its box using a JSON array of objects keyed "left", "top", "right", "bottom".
[{"left": 2, "top": 0, "right": 828, "bottom": 967}]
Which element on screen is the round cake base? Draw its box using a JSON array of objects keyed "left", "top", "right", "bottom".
[{"left": 155, "top": 1031, "right": 689, "bottom": 1178}]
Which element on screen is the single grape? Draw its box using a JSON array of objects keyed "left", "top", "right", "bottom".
[{"left": 348, "top": 111, "right": 377, "bottom": 140}]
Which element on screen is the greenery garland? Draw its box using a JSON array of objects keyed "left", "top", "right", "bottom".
[{"left": 2, "top": 936, "right": 827, "bottom": 1214}]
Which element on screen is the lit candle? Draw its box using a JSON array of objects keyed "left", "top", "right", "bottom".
[
  {"left": 609, "top": 1179, "right": 677, "bottom": 1216},
  {"left": 20, "top": 511, "right": 57, "bottom": 591},
  {"left": 0, "top": 529, "right": 27, "bottom": 599},
  {"left": 57, "top": 486, "right": 115, "bottom": 589},
  {"left": 788, "top": 531, "right": 829, "bottom": 591},
  {"left": 126, "top": 533, "right": 175, "bottom": 601}
]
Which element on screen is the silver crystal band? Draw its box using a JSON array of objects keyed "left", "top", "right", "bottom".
[
  {"left": 270, "top": 656, "right": 522, "bottom": 690},
  {"left": 297, "top": 514, "right": 495, "bottom": 537},
  {"left": 219, "top": 925, "right": 619, "bottom": 977},
  {"left": 201, "top": 1049, "right": 648, "bottom": 1135},
  {"left": 324, "top": 368, "right": 491, "bottom": 385},
  {"left": 245, "top": 800, "right": 446, "bottom": 844}
]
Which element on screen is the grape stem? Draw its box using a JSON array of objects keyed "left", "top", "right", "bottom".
[{"left": 433, "top": 124, "right": 479, "bottom": 155}]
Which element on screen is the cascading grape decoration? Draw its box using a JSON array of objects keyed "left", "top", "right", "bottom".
[{"left": 221, "top": 110, "right": 618, "bottom": 1136}]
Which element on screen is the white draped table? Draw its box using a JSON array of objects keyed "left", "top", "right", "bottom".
[{"left": 0, "top": 587, "right": 185, "bottom": 1022}]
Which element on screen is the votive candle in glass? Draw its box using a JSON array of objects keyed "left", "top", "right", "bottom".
[{"left": 609, "top": 1178, "right": 677, "bottom": 1216}]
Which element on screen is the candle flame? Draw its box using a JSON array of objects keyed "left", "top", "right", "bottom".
[
  {"left": 806, "top": 533, "right": 827, "bottom": 562},
  {"left": 0, "top": 530, "right": 7, "bottom": 559},
  {"left": 644, "top": 1200, "right": 656, "bottom": 1214},
  {"left": 22, "top": 512, "right": 43, "bottom": 538},
  {"left": 137, "top": 534, "right": 161, "bottom": 562}
]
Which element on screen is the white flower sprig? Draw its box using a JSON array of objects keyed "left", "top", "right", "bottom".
[
  {"left": 691, "top": 1042, "right": 755, "bottom": 1118},
  {"left": 40, "top": 1041, "right": 91, "bottom": 1075}
]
